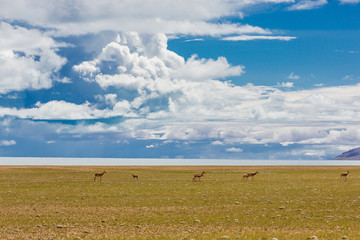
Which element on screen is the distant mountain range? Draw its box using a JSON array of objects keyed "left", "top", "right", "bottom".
[{"left": 333, "top": 147, "right": 360, "bottom": 160}]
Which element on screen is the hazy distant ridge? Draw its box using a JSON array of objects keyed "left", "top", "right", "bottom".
[{"left": 333, "top": 147, "right": 360, "bottom": 160}]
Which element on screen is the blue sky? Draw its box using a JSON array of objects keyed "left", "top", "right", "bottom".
[{"left": 0, "top": 0, "right": 359, "bottom": 160}]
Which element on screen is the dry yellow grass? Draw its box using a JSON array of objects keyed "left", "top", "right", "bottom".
[{"left": 1, "top": 165, "right": 360, "bottom": 239}]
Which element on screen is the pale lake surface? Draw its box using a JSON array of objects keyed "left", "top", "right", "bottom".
[{"left": 1, "top": 157, "right": 360, "bottom": 166}]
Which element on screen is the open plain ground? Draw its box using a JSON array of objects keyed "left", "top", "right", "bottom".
[{"left": 1, "top": 166, "right": 360, "bottom": 239}]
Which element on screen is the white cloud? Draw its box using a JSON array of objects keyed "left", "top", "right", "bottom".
[
  {"left": 184, "top": 39, "right": 205, "bottom": 42},
  {"left": 0, "top": 0, "right": 292, "bottom": 38},
  {"left": 146, "top": 144, "right": 157, "bottom": 148},
  {"left": 222, "top": 35, "right": 296, "bottom": 41},
  {"left": 288, "top": 72, "right": 300, "bottom": 80},
  {"left": 339, "top": 0, "right": 360, "bottom": 3},
  {"left": 0, "top": 22, "right": 67, "bottom": 94},
  {"left": 3, "top": 32, "right": 360, "bottom": 149},
  {"left": 175, "top": 55, "right": 244, "bottom": 81},
  {"left": 287, "top": 0, "right": 328, "bottom": 10},
  {"left": 0, "top": 101, "right": 113, "bottom": 120},
  {"left": 4, "top": 81, "right": 360, "bottom": 148},
  {"left": 0, "top": 139, "right": 16, "bottom": 146},
  {"left": 104, "top": 94, "right": 118, "bottom": 106},
  {"left": 74, "top": 33, "right": 244, "bottom": 93},
  {"left": 278, "top": 82, "right": 294, "bottom": 88},
  {"left": 290, "top": 149, "right": 326, "bottom": 157},
  {"left": 336, "top": 49, "right": 360, "bottom": 54},
  {"left": 342, "top": 75, "right": 360, "bottom": 81},
  {"left": 56, "top": 77, "right": 71, "bottom": 84},
  {"left": 226, "top": 147, "right": 243, "bottom": 152},
  {"left": 73, "top": 60, "right": 100, "bottom": 82},
  {"left": 96, "top": 94, "right": 118, "bottom": 106}
]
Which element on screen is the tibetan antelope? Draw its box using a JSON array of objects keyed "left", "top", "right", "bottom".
[
  {"left": 193, "top": 171, "right": 205, "bottom": 181},
  {"left": 340, "top": 171, "right": 350, "bottom": 181},
  {"left": 243, "top": 171, "right": 259, "bottom": 180},
  {"left": 94, "top": 171, "right": 106, "bottom": 182},
  {"left": 132, "top": 174, "right": 139, "bottom": 181}
]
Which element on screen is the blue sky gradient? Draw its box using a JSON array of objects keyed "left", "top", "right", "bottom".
[{"left": 0, "top": 0, "right": 359, "bottom": 160}]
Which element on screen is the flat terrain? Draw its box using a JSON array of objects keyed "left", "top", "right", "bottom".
[{"left": 1, "top": 166, "right": 360, "bottom": 239}]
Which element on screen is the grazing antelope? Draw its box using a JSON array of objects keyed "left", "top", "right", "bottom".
[
  {"left": 193, "top": 171, "right": 205, "bottom": 181},
  {"left": 243, "top": 171, "right": 259, "bottom": 180},
  {"left": 94, "top": 171, "right": 106, "bottom": 182},
  {"left": 340, "top": 171, "right": 350, "bottom": 181},
  {"left": 132, "top": 174, "right": 139, "bottom": 181}
]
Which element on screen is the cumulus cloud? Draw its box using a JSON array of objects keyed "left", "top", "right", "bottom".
[
  {"left": 0, "top": 0, "right": 292, "bottom": 38},
  {"left": 28, "top": 81, "right": 360, "bottom": 149},
  {"left": 95, "top": 94, "right": 118, "bottom": 106},
  {"left": 3, "top": 32, "right": 360, "bottom": 151},
  {"left": 278, "top": 82, "right": 294, "bottom": 88},
  {"left": 288, "top": 72, "right": 300, "bottom": 80},
  {"left": 0, "top": 101, "right": 113, "bottom": 120},
  {"left": 287, "top": 0, "right": 328, "bottom": 10},
  {"left": 290, "top": 149, "right": 326, "bottom": 157},
  {"left": 146, "top": 144, "right": 157, "bottom": 148},
  {"left": 0, "top": 22, "right": 67, "bottom": 94},
  {"left": 176, "top": 55, "right": 244, "bottom": 81},
  {"left": 226, "top": 147, "right": 243, "bottom": 152},
  {"left": 74, "top": 32, "right": 244, "bottom": 93},
  {"left": 5, "top": 33, "right": 360, "bottom": 122},
  {"left": 0, "top": 139, "right": 16, "bottom": 146},
  {"left": 0, "top": 0, "right": 244, "bottom": 30},
  {"left": 2, "top": 84, "right": 360, "bottom": 157}
]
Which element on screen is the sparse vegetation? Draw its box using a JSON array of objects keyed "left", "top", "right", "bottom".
[{"left": 1, "top": 166, "right": 360, "bottom": 239}]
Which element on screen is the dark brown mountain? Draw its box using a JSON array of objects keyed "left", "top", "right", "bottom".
[{"left": 333, "top": 147, "right": 360, "bottom": 160}]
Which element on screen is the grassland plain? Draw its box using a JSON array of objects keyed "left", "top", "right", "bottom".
[{"left": 1, "top": 166, "right": 360, "bottom": 240}]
